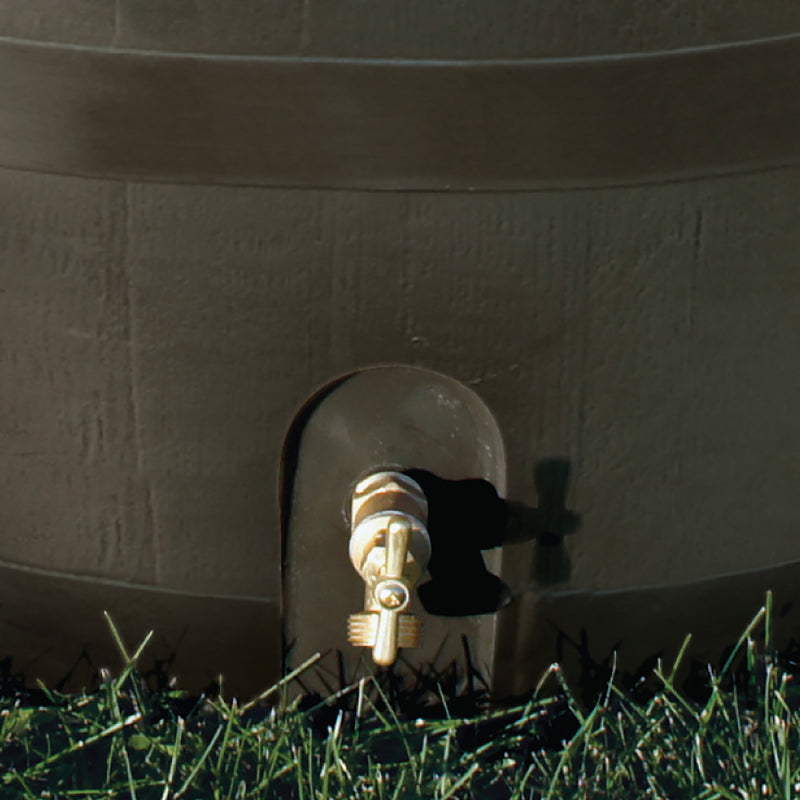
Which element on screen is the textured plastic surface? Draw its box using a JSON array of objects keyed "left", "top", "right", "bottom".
[
  {"left": 282, "top": 366, "right": 506, "bottom": 691},
  {"left": 3, "top": 4, "right": 800, "bottom": 696}
]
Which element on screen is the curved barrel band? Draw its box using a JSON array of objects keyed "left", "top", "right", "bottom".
[{"left": 2, "top": 35, "right": 800, "bottom": 189}]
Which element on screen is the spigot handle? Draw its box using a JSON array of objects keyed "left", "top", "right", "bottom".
[
  {"left": 371, "top": 518, "right": 411, "bottom": 665},
  {"left": 373, "top": 604, "right": 400, "bottom": 666},
  {"left": 384, "top": 517, "right": 409, "bottom": 578},
  {"left": 347, "top": 472, "right": 429, "bottom": 666}
]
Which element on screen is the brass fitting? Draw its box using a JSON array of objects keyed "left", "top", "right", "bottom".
[{"left": 347, "top": 471, "right": 430, "bottom": 666}]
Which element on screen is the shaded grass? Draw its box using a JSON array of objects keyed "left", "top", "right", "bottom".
[{"left": 3, "top": 594, "right": 800, "bottom": 799}]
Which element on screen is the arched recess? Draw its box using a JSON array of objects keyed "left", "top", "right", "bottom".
[{"left": 279, "top": 365, "right": 506, "bottom": 690}]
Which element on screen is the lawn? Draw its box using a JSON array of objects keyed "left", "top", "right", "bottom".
[{"left": 2, "top": 593, "right": 799, "bottom": 799}]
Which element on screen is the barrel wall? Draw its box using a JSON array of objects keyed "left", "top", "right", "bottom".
[
  {"left": 2, "top": 1, "right": 800, "bottom": 56},
  {"left": 2, "top": 5, "right": 800, "bottom": 693}
]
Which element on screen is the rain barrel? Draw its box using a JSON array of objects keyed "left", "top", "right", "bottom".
[{"left": 2, "top": 3, "right": 800, "bottom": 698}]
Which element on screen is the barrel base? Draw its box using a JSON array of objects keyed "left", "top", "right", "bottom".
[
  {"left": 493, "top": 559, "right": 800, "bottom": 703},
  {"left": 0, "top": 560, "right": 279, "bottom": 698}
]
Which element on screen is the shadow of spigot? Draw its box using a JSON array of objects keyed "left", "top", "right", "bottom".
[
  {"left": 505, "top": 458, "right": 581, "bottom": 585},
  {"left": 404, "top": 469, "right": 513, "bottom": 616},
  {"left": 406, "top": 459, "right": 581, "bottom": 612}
]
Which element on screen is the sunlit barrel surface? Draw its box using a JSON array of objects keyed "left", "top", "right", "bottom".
[{"left": 2, "top": 2, "right": 800, "bottom": 696}]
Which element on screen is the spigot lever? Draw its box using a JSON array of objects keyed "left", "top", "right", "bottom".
[
  {"left": 346, "top": 472, "right": 430, "bottom": 666},
  {"left": 371, "top": 518, "right": 410, "bottom": 665}
]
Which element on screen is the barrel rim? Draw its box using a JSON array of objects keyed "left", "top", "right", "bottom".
[{"left": 2, "top": 32, "right": 800, "bottom": 191}]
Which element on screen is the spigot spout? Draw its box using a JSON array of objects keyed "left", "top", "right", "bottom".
[{"left": 347, "top": 472, "right": 430, "bottom": 666}]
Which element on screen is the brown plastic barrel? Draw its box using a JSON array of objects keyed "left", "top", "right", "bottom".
[{"left": 3, "top": 3, "right": 800, "bottom": 696}]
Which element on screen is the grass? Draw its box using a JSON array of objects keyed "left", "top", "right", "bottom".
[{"left": 2, "top": 593, "right": 800, "bottom": 799}]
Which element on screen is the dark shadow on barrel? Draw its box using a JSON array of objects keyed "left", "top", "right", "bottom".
[
  {"left": 278, "top": 373, "right": 355, "bottom": 675},
  {"left": 527, "top": 458, "right": 581, "bottom": 586},
  {"left": 406, "top": 458, "right": 580, "bottom": 616},
  {"left": 404, "top": 469, "right": 513, "bottom": 616}
]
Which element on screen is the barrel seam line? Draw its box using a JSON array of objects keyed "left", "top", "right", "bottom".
[
  {"left": 1, "top": 31, "right": 799, "bottom": 66},
  {"left": 0, "top": 557, "right": 276, "bottom": 603}
]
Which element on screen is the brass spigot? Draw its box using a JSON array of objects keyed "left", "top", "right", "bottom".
[{"left": 347, "top": 471, "right": 430, "bottom": 666}]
